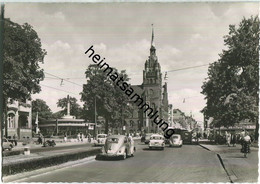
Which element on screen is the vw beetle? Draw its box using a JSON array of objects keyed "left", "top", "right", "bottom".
[
  {"left": 169, "top": 134, "right": 183, "bottom": 147},
  {"left": 94, "top": 134, "right": 107, "bottom": 146},
  {"left": 96, "top": 135, "right": 135, "bottom": 160},
  {"left": 149, "top": 134, "right": 165, "bottom": 150}
]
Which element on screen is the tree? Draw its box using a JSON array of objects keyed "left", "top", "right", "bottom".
[
  {"left": 57, "top": 96, "right": 83, "bottom": 118},
  {"left": 81, "top": 65, "right": 132, "bottom": 134},
  {"left": 3, "top": 19, "right": 47, "bottom": 136},
  {"left": 201, "top": 16, "right": 259, "bottom": 130},
  {"left": 32, "top": 99, "right": 52, "bottom": 123}
]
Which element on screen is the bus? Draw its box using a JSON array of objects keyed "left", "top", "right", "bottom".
[{"left": 171, "top": 128, "right": 192, "bottom": 144}]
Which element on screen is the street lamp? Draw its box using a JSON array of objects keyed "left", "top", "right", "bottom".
[{"left": 94, "top": 95, "right": 97, "bottom": 139}]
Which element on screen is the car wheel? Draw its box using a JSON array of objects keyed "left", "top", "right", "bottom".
[{"left": 162, "top": 147, "right": 164, "bottom": 150}]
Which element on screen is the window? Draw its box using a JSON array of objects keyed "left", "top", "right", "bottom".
[
  {"left": 7, "top": 113, "right": 15, "bottom": 128},
  {"left": 107, "top": 138, "right": 119, "bottom": 143},
  {"left": 97, "top": 135, "right": 106, "bottom": 138}
]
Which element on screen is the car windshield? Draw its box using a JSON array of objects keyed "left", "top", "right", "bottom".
[
  {"left": 107, "top": 138, "right": 119, "bottom": 143},
  {"left": 172, "top": 136, "right": 179, "bottom": 139},
  {"left": 151, "top": 136, "right": 163, "bottom": 140},
  {"left": 98, "top": 135, "right": 106, "bottom": 138}
]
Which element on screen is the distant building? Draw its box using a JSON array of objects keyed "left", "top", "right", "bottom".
[
  {"left": 172, "top": 109, "right": 186, "bottom": 128},
  {"left": 124, "top": 26, "right": 169, "bottom": 134},
  {"left": 168, "top": 104, "right": 173, "bottom": 127},
  {"left": 172, "top": 109, "right": 197, "bottom": 130},
  {"left": 5, "top": 99, "right": 32, "bottom": 139},
  {"left": 39, "top": 95, "right": 88, "bottom": 136}
]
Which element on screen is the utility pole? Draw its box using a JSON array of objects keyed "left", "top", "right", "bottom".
[{"left": 94, "top": 95, "right": 97, "bottom": 139}]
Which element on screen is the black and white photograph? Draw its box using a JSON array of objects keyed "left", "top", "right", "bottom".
[{"left": 0, "top": 1, "right": 259, "bottom": 183}]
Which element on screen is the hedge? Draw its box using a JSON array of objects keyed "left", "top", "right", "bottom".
[
  {"left": 2, "top": 148, "right": 102, "bottom": 176},
  {"left": 2, "top": 150, "right": 22, "bottom": 157}
]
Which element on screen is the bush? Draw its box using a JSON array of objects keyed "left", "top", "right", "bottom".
[{"left": 2, "top": 148, "right": 101, "bottom": 176}]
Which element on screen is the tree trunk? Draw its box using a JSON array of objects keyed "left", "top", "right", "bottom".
[
  {"left": 105, "top": 117, "right": 109, "bottom": 134},
  {"left": 255, "top": 120, "right": 259, "bottom": 141},
  {"left": 3, "top": 97, "right": 8, "bottom": 138}
]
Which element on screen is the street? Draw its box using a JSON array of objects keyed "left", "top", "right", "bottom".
[{"left": 7, "top": 142, "right": 230, "bottom": 183}]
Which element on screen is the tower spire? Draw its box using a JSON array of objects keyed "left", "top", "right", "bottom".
[{"left": 151, "top": 24, "right": 155, "bottom": 47}]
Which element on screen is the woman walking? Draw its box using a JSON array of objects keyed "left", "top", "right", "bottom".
[
  {"left": 226, "top": 132, "right": 231, "bottom": 147},
  {"left": 241, "top": 132, "right": 251, "bottom": 158}
]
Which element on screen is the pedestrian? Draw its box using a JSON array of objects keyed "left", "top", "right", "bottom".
[
  {"left": 226, "top": 132, "right": 231, "bottom": 147},
  {"left": 230, "top": 132, "right": 237, "bottom": 147},
  {"left": 88, "top": 133, "right": 91, "bottom": 143},
  {"left": 77, "top": 133, "right": 80, "bottom": 142},
  {"left": 196, "top": 132, "right": 199, "bottom": 144},
  {"left": 80, "top": 133, "right": 84, "bottom": 142},
  {"left": 240, "top": 129, "right": 246, "bottom": 139},
  {"left": 241, "top": 132, "right": 251, "bottom": 158},
  {"left": 64, "top": 133, "right": 67, "bottom": 143},
  {"left": 13, "top": 133, "right": 18, "bottom": 146},
  {"left": 38, "top": 135, "right": 43, "bottom": 144}
]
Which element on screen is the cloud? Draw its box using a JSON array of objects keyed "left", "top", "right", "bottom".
[{"left": 5, "top": 2, "right": 258, "bottom": 121}]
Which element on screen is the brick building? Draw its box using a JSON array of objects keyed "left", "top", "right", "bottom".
[{"left": 124, "top": 27, "right": 169, "bottom": 134}]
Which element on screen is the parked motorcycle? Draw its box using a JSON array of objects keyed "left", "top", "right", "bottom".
[{"left": 43, "top": 140, "right": 56, "bottom": 147}]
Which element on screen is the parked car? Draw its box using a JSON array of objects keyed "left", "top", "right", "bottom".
[
  {"left": 144, "top": 133, "right": 153, "bottom": 144},
  {"left": 94, "top": 134, "right": 107, "bottom": 146},
  {"left": 169, "top": 134, "right": 183, "bottom": 147},
  {"left": 3, "top": 138, "right": 14, "bottom": 151},
  {"left": 96, "top": 135, "right": 135, "bottom": 160},
  {"left": 149, "top": 134, "right": 165, "bottom": 150}
]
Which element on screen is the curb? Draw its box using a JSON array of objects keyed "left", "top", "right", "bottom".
[
  {"left": 198, "top": 144, "right": 211, "bottom": 151},
  {"left": 2, "top": 148, "right": 102, "bottom": 176},
  {"left": 199, "top": 144, "right": 234, "bottom": 183}
]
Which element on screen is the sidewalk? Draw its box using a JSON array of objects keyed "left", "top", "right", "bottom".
[
  {"left": 12, "top": 138, "right": 94, "bottom": 151},
  {"left": 199, "top": 141, "right": 258, "bottom": 183},
  {"left": 13, "top": 136, "right": 141, "bottom": 150}
]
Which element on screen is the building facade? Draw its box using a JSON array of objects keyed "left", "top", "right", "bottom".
[
  {"left": 125, "top": 27, "right": 169, "bottom": 134},
  {"left": 5, "top": 99, "right": 32, "bottom": 139}
]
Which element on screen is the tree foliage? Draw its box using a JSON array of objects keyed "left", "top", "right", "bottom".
[
  {"left": 3, "top": 19, "right": 47, "bottom": 101},
  {"left": 201, "top": 16, "right": 259, "bottom": 127},
  {"left": 57, "top": 96, "right": 83, "bottom": 118},
  {"left": 81, "top": 65, "right": 132, "bottom": 133},
  {"left": 32, "top": 99, "right": 52, "bottom": 123},
  {"left": 3, "top": 19, "right": 46, "bottom": 136}
]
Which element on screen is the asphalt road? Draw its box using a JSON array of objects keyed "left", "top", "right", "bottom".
[{"left": 11, "top": 142, "right": 230, "bottom": 183}]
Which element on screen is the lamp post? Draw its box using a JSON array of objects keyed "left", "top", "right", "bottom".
[{"left": 94, "top": 95, "right": 97, "bottom": 139}]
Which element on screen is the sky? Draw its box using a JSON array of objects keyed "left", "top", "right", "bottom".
[{"left": 5, "top": 2, "right": 259, "bottom": 122}]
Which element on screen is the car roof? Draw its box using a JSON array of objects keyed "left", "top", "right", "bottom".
[
  {"left": 172, "top": 134, "right": 181, "bottom": 137},
  {"left": 107, "top": 135, "right": 126, "bottom": 139},
  {"left": 97, "top": 134, "right": 107, "bottom": 136}
]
